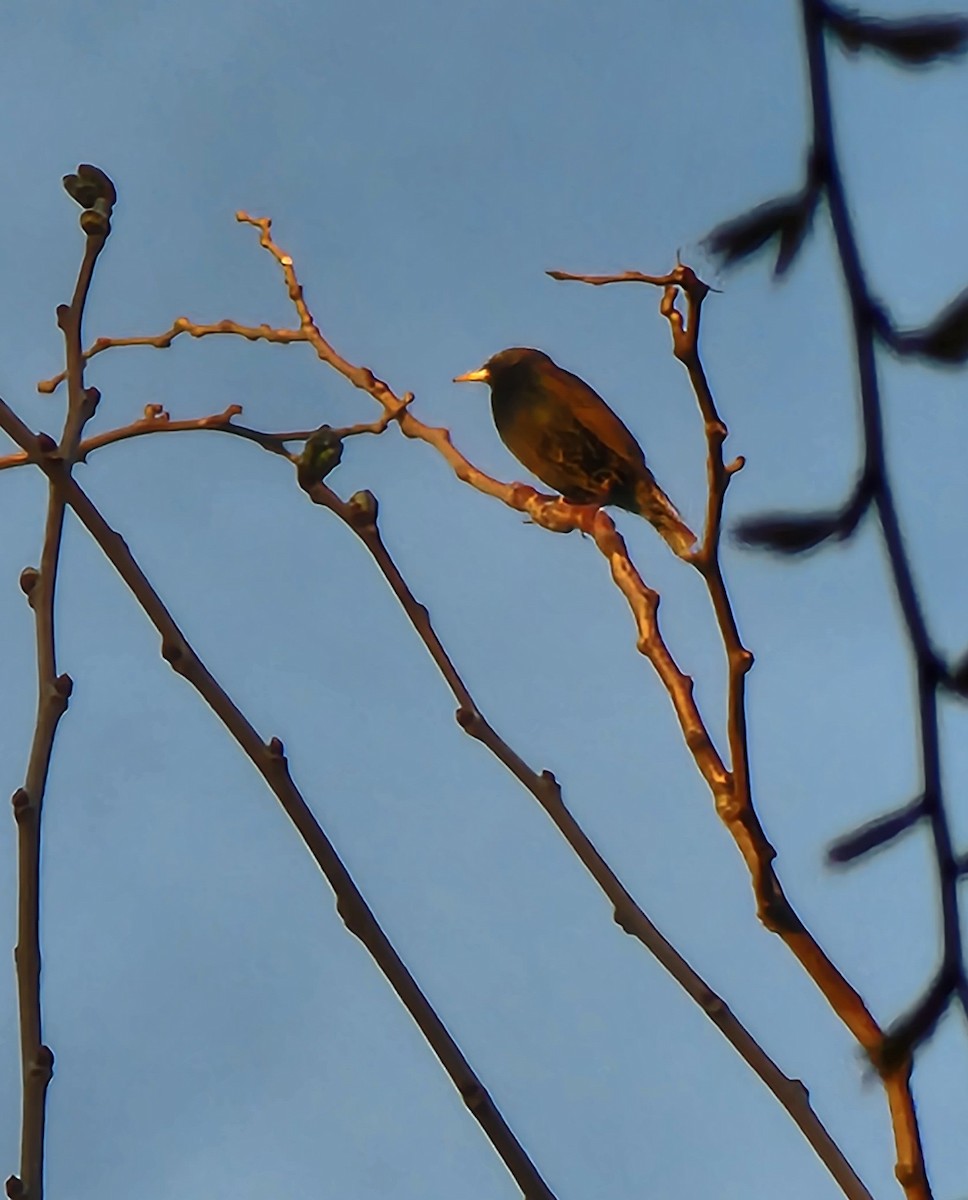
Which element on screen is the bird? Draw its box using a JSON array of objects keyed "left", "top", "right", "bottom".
[{"left": 453, "top": 347, "right": 695, "bottom": 557}]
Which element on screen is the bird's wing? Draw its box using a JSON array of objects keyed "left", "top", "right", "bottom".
[
  {"left": 548, "top": 364, "right": 648, "bottom": 468},
  {"left": 533, "top": 419, "right": 629, "bottom": 502}
]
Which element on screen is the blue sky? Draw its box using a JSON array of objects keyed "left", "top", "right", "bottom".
[{"left": 1, "top": 1, "right": 966, "bottom": 1197}]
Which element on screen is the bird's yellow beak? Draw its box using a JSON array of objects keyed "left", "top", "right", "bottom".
[{"left": 453, "top": 366, "right": 490, "bottom": 384}]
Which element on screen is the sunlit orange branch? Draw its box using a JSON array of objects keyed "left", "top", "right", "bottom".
[{"left": 551, "top": 263, "right": 927, "bottom": 1200}]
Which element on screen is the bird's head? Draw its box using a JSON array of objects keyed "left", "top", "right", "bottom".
[{"left": 453, "top": 347, "right": 552, "bottom": 388}]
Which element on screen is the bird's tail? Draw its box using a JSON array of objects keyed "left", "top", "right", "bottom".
[{"left": 632, "top": 475, "right": 696, "bottom": 558}]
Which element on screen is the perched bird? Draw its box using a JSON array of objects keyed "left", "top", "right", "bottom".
[{"left": 454, "top": 347, "right": 695, "bottom": 557}]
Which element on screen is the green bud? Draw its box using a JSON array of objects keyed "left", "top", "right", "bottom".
[{"left": 297, "top": 426, "right": 343, "bottom": 488}]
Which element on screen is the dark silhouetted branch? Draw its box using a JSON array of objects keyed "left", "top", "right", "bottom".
[
  {"left": 828, "top": 798, "right": 927, "bottom": 866},
  {"left": 802, "top": 0, "right": 964, "bottom": 1111}
]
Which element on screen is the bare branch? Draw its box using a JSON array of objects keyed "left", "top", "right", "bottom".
[
  {"left": 0, "top": 399, "right": 415, "bottom": 474},
  {"left": 8, "top": 175, "right": 113, "bottom": 1200},
  {"left": 37, "top": 319, "right": 309, "bottom": 394},
  {"left": 301, "top": 475, "right": 873, "bottom": 1200},
  {"left": 0, "top": 398, "right": 559, "bottom": 1200}
]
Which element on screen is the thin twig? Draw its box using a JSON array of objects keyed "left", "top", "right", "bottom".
[
  {"left": 27, "top": 216, "right": 638, "bottom": 526},
  {"left": 8, "top": 226, "right": 108, "bottom": 1200},
  {"left": 0, "top": 401, "right": 406, "bottom": 473},
  {"left": 36, "top": 319, "right": 309, "bottom": 394}
]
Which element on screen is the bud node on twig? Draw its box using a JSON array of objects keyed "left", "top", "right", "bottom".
[
  {"left": 336, "top": 894, "right": 364, "bottom": 939},
  {"left": 758, "top": 892, "right": 800, "bottom": 935},
  {"left": 613, "top": 904, "right": 635, "bottom": 934},
  {"left": 81, "top": 386, "right": 101, "bottom": 419},
  {"left": 161, "top": 639, "right": 183, "bottom": 666},
  {"left": 19, "top": 567, "right": 40, "bottom": 600},
  {"left": 296, "top": 426, "right": 343, "bottom": 489},
  {"left": 79, "top": 206, "right": 111, "bottom": 237},
  {"left": 538, "top": 770, "right": 563, "bottom": 806},
  {"left": 346, "top": 489, "right": 379, "bottom": 528},
  {"left": 32, "top": 1045, "right": 54, "bottom": 1078},
  {"left": 459, "top": 1081, "right": 487, "bottom": 1111}
]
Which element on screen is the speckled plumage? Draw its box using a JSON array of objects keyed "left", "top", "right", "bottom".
[{"left": 454, "top": 347, "right": 695, "bottom": 557}]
